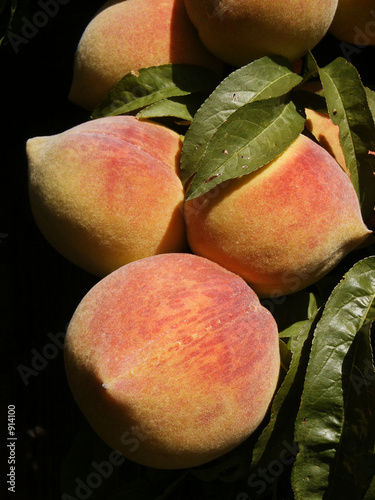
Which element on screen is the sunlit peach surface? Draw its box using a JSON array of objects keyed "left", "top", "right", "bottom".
[
  {"left": 184, "top": 134, "right": 370, "bottom": 297},
  {"left": 64, "top": 253, "right": 280, "bottom": 469}
]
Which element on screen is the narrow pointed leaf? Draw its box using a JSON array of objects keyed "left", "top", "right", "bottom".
[
  {"left": 291, "top": 256, "right": 375, "bottom": 500},
  {"left": 366, "top": 86, "right": 375, "bottom": 121},
  {"left": 364, "top": 474, "right": 375, "bottom": 500},
  {"left": 326, "top": 322, "right": 375, "bottom": 499},
  {"left": 300, "top": 50, "right": 320, "bottom": 83},
  {"left": 91, "top": 64, "right": 220, "bottom": 118},
  {"left": 249, "top": 312, "right": 321, "bottom": 481},
  {"left": 180, "top": 55, "right": 303, "bottom": 185},
  {"left": 184, "top": 96, "right": 305, "bottom": 201},
  {"left": 319, "top": 58, "right": 375, "bottom": 222}
]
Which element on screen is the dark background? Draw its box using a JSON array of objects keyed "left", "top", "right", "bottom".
[
  {"left": 1, "top": 1, "right": 375, "bottom": 499},
  {"left": 2, "top": 1, "right": 105, "bottom": 498}
]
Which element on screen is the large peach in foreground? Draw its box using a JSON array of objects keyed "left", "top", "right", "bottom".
[
  {"left": 183, "top": 0, "right": 338, "bottom": 67},
  {"left": 64, "top": 253, "right": 280, "bottom": 469},
  {"left": 27, "top": 116, "right": 187, "bottom": 277},
  {"left": 68, "top": 0, "right": 223, "bottom": 111},
  {"left": 184, "top": 134, "right": 370, "bottom": 298}
]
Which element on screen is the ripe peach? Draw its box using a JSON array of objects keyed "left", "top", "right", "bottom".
[
  {"left": 184, "top": 134, "right": 371, "bottom": 298},
  {"left": 64, "top": 253, "right": 280, "bottom": 469},
  {"left": 183, "top": 0, "right": 339, "bottom": 67},
  {"left": 329, "top": 0, "right": 375, "bottom": 45},
  {"left": 27, "top": 115, "right": 187, "bottom": 277},
  {"left": 68, "top": 0, "right": 224, "bottom": 111}
]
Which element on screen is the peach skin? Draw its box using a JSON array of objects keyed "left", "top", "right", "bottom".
[
  {"left": 184, "top": 134, "right": 371, "bottom": 298},
  {"left": 183, "top": 0, "right": 338, "bottom": 67},
  {"left": 329, "top": 0, "right": 375, "bottom": 45},
  {"left": 68, "top": 0, "right": 224, "bottom": 111},
  {"left": 27, "top": 115, "right": 188, "bottom": 277},
  {"left": 64, "top": 253, "right": 281, "bottom": 469}
]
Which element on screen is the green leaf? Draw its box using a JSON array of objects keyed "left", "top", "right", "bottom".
[
  {"left": 365, "top": 87, "right": 375, "bottom": 123},
  {"left": 249, "top": 311, "right": 320, "bottom": 490},
  {"left": 279, "top": 338, "right": 293, "bottom": 375},
  {"left": 266, "top": 290, "right": 321, "bottom": 344},
  {"left": 300, "top": 50, "right": 320, "bottom": 84},
  {"left": 180, "top": 55, "right": 303, "bottom": 186},
  {"left": 291, "top": 256, "right": 375, "bottom": 500},
  {"left": 364, "top": 473, "right": 375, "bottom": 500},
  {"left": 280, "top": 320, "right": 312, "bottom": 350},
  {"left": 137, "top": 94, "right": 204, "bottom": 122},
  {"left": 92, "top": 64, "right": 220, "bottom": 119},
  {"left": 327, "top": 323, "right": 375, "bottom": 499},
  {"left": 319, "top": 58, "right": 375, "bottom": 223},
  {"left": 184, "top": 96, "right": 306, "bottom": 201}
]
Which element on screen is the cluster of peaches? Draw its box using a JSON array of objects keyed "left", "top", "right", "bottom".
[{"left": 26, "top": 0, "right": 373, "bottom": 470}]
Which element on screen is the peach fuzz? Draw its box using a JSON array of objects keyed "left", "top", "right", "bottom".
[
  {"left": 26, "top": 115, "right": 187, "bottom": 277},
  {"left": 329, "top": 0, "right": 375, "bottom": 45},
  {"left": 184, "top": 134, "right": 371, "bottom": 298},
  {"left": 63, "top": 253, "right": 281, "bottom": 469},
  {"left": 183, "top": 0, "right": 338, "bottom": 67},
  {"left": 68, "top": 0, "right": 224, "bottom": 111}
]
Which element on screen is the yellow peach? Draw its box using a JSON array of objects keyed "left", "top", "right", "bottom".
[
  {"left": 183, "top": 0, "right": 339, "bottom": 67},
  {"left": 27, "top": 115, "right": 187, "bottom": 276},
  {"left": 68, "top": 0, "right": 224, "bottom": 111},
  {"left": 64, "top": 253, "right": 281, "bottom": 469},
  {"left": 184, "top": 134, "right": 370, "bottom": 297}
]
